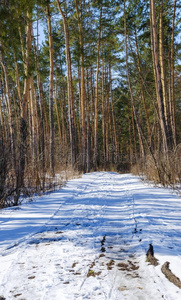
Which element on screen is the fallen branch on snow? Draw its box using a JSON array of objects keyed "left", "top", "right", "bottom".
[{"left": 161, "top": 261, "right": 181, "bottom": 289}]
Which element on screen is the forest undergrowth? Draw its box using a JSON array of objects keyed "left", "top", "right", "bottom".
[{"left": 132, "top": 146, "right": 181, "bottom": 191}]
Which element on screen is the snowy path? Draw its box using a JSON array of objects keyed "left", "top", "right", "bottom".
[{"left": 0, "top": 172, "right": 181, "bottom": 300}]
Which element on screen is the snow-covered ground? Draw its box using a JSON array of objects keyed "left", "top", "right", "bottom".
[{"left": 0, "top": 172, "right": 181, "bottom": 300}]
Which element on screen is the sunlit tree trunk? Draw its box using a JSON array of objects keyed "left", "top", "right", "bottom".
[
  {"left": 14, "top": 10, "right": 32, "bottom": 205},
  {"left": 94, "top": 5, "right": 102, "bottom": 171},
  {"left": 105, "top": 66, "right": 110, "bottom": 165},
  {"left": 159, "top": 0, "right": 172, "bottom": 147},
  {"left": 149, "top": 0, "right": 169, "bottom": 153},
  {"left": 109, "top": 65, "right": 119, "bottom": 163},
  {"left": 170, "top": 0, "right": 177, "bottom": 148},
  {"left": 55, "top": 72, "right": 62, "bottom": 145},
  {"left": 134, "top": 28, "right": 152, "bottom": 144},
  {"left": 36, "top": 18, "right": 45, "bottom": 184},
  {"left": 46, "top": 3, "right": 54, "bottom": 176},
  {"left": 86, "top": 69, "right": 91, "bottom": 172},
  {"left": 75, "top": 0, "right": 86, "bottom": 172},
  {"left": 29, "top": 77, "right": 39, "bottom": 170},
  {"left": 0, "top": 55, "right": 16, "bottom": 169},
  {"left": 102, "top": 62, "right": 106, "bottom": 169},
  {"left": 124, "top": 1, "right": 145, "bottom": 159},
  {"left": 13, "top": 50, "right": 21, "bottom": 102},
  {"left": 56, "top": 0, "right": 76, "bottom": 167}
]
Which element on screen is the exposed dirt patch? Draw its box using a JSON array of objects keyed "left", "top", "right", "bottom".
[
  {"left": 89, "top": 261, "right": 95, "bottom": 269},
  {"left": 128, "top": 260, "right": 139, "bottom": 271},
  {"left": 117, "top": 260, "right": 139, "bottom": 272},
  {"left": 117, "top": 262, "right": 129, "bottom": 271},
  {"left": 118, "top": 286, "right": 128, "bottom": 291},
  {"left": 106, "top": 259, "right": 115, "bottom": 270}
]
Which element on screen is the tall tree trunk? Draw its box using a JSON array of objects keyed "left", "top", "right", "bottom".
[
  {"left": 170, "top": 0, "right": 177, "bottom": 148},
  {"left": 105, "top": 66, "right": 110, "bottom": 165},
  {"left": 124, "top": 1, "right": 145, "bottom": 159},
  {"left": 93, "top": 5, "right": 102, "bottom": 171},
  {"left": 128, "top": 116, "right": 133, "bottom": 165},
  {"left": 102, "top": 62, "right": 106, "bottom": 169},
  {"left": 86, "top": 69, "right": 91, "bottom": 173},
  {"left": 0, "top": 88, "right": 5, "bottom": 141},
  {"left": 14, "top": 10, "right": 32, "bottom": 205},
  {"left": 159, "top": 1, "right": 172, "bottom": 147},
  {"left": 75, "top": 0, "right": 86, "bottom": 172},
  {"left": 61, "top": 81, "right": 68, "bottom": 147},
  {"left": 56, "top": 0, "right": 76, "bottom": 168},
  {"left": 55, "top": 74, "right": 62, "bottom": 145},
  {"left": 0, "top": 54, "right": 16, "bottom": 170},
  {"left": 36, "top": 18, "right": 45, "bottom": 185},
  {"left": 46, "top": 3, "right": 54, "bottom": 176},
  {"left": 134, "top": 28, "right": 152, "bottom": 144},
  {"left": 149, "top": 0, "right": 169, "bottom": 153},
  {"left": 109, "top": 65, "right": 119, "bottom": 163},
  {"left": 90, "top": 67, "right": 94, "bottom": 151},
  {"left": 29, "top": 77, "right": 39, "bottom": 171},
  {"left": 13, "top": 50, "right": 22, "bottom": 102}
]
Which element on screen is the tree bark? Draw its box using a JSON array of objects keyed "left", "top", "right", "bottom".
[
  {"left": 0, "top": 57, "right": 16, "bottom": 170},
  {"left": 170, "top": 0, "right": 177, "bottom": 148},
  {"left": 124, "top": 1, "right": 145, "bottom": 159},
  {"left": 36, "top": 18, "right": 45, "bottom": 184},
  {"left": 46, "top": 3, "right": 55, "bottom": 176},
  {"left": 159, "top": 1, "right": 172, "bottom": 147},
  {"left": 109, "top": 65, "right": 119, "bottom": 164},
  {"left": 56, "top": 0, "right": 76, "bottom": 168},
  {"left": 94, "top": 5, "right": 102, "bottom": 171},
  {"left": 134, "top": 28, "right": 152, "bottom": 144},
  {"left": 102, "top": 62, "right": 106, "bottom": 169},
  {"left": 75, "top": 0, "right": 86, "bottom": 172},
  {"left": 14, "top": 10, "right": 32, "bottom": 205},
  {"left": 149, "top": 0, "right": 169, "bottom": 153}
]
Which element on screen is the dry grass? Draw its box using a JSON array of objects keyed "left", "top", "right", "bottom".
[{"left": 131, "top": 146, "right": 181, "bottom": 189}]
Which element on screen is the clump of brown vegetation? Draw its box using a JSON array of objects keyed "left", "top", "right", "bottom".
[{"left": 132, "top": 146, "right": 181, "bottom": 190}]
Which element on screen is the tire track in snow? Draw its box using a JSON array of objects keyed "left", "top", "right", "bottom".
[
  {"left": 113, "top": 175, "right": 175, "bottom": 300},
  {"left": 76, "top": 172, "right": 126, "bottom": 300},
  {"left": 0, "top": 173, "right": 108, "bottom": 300},
  {"left": 74, "top": 172, "right": 116, "bottom": 299},
  {"left": 1, "top": 172, "right": 179, "bottom": 300},
  {"left": 0, "top": 173, "right": 102, "bottom": 256}
]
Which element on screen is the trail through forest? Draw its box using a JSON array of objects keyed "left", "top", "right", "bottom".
[{"left": 0, "top": 172, "right": 181, "bottom": 300}]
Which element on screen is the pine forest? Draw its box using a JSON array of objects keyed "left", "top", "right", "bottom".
[{"left": 0, "top": 0, "right": 181, "bottom": 207}]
